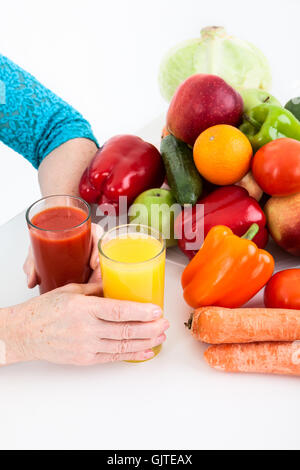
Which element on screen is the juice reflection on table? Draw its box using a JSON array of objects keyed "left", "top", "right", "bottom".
[
  {"left": 27, "top": 195, "right": 91, "bottom": 294},
  {"left": 99, "top": 224, "right": 166, "bottom": 360}
]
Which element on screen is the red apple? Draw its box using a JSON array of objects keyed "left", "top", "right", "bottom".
[
  {"left": 167, "top": 74, "right": 243, "bottom": 146},
  {"left": 265, "top": 193, "right": 300, "bottom": 256}
]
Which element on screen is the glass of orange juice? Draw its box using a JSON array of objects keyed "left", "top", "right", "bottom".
[{"left": 98, "top": 224, "right": 166, "bottom": 361}]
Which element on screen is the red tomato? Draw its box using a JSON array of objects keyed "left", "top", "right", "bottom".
[
  {"left": 264, "top": 269, "right": 300, "bottom": 309},
  {"left": 252, "top": 138, "right": 300, "bottom": 196}
]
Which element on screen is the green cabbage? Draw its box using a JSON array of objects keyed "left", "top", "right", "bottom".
[{"left": 159, "top": 26, "right": 272, "bottom": 102}]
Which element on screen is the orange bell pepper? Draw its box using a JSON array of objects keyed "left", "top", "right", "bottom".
[{"left": 181, "top": 224, "right": 274, "bottom": 309}]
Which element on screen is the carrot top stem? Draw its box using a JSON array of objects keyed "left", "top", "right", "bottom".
[
  {"left": 241, "top": 223, "right": 259, "bottom": 241},
  {"left": 184, "top": 313, "right": 193, "bottom": 330}
]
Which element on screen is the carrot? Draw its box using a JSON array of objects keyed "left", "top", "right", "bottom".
[
  {"left": 187, "top": 306, "right": 300, "bottom": 344},
  {"left": 204, "top": 342, "right": 300, "bottom": 376}
]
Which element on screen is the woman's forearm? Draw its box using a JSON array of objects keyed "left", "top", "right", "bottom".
[
  {"left": 38, "top": 138, "right": 97, "bottom": 196},
  {"left": 0, "top": 55, "right": 98, "bottom": 170}
]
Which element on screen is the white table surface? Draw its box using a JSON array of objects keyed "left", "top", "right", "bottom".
[{"left": 1, "top": 118, "right": 300, "bottom": 450}]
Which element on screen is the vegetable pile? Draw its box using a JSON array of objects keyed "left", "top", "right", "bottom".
[{"left": 78, "top": 27, "right": 300, "bottom": 377}]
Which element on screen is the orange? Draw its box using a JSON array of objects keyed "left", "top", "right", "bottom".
[{"left": 193, "top": 125, "right": 253, "bottom": 185}]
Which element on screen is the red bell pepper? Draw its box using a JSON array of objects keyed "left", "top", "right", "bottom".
[
  {"left": 79, "top": 135, "right": 165, "bottom": 213},
  {"left": 79, "top": 168, "right": 101, "bottom": 204},
  {"left": 175, "top": 186, "right": 268, "bottom": 259}
]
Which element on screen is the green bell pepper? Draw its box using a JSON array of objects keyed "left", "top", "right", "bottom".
[{"left": 239, "top": 104, "right": 300, "bottom": 151}]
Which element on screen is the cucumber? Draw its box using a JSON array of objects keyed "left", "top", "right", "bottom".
[{"left": 160, "top": 134, "right": 202, "bottom": 205}]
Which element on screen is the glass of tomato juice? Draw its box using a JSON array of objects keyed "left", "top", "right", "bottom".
[
  {"left": 98, "top": 224, "right": 166, "bottom": 361},
  {"left": 26, "top": 195, "right": 92, "bottom": 294}
]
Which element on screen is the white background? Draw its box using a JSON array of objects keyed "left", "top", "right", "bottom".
[{"left": 1, "top": 0, "right": 300, "bottom": 224}]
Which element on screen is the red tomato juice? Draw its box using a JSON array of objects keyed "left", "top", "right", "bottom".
[{"left": 29, "top": 206, "right": 92, "bottom": 293}]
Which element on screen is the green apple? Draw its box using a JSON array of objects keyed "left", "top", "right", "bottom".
[
  {"left": 237, "top": 87, "right": 281, "bottom": 113},
  {"left": 128, "top": 188, "right": 180, "bottom": 247}
]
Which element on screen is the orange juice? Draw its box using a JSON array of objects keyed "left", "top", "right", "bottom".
[{"left": 99, "top": 225, "right": 166, "bottom": 359}]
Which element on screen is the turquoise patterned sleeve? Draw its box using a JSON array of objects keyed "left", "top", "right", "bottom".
[{"left": 0, "top": 54, "right": 98, "bottom": 169}]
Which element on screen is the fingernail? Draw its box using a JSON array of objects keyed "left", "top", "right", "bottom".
[
  {"left": 152, "top": 308, "right": 163, "bottom": 318},
  {"left": 163, "top": 319, "right": 170, "bottom": 330},
  {"left": 143, "top": 349, "right": 155, "bottom": 359},
  {"left": 157, "top": 333, "right": 166, "bottom": 344}
]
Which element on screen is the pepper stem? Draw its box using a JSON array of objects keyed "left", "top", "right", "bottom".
[
  {"left": 241, "top": 223, "right": 259, "bottom": 241},
  {"left": 243, "top": 113, "right": 261, "bottom": 131},
  {"left": 184, "top": 313, "right": 193, "bottom": 330}
]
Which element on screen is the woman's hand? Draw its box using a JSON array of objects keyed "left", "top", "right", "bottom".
[
  {"left": 23, "top": 223, "right": 102, "bottom": 288},
  {"left": 5, "top": 283, "right": 169, "bottom": 366}
]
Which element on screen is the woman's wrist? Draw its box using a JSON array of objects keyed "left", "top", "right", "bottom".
[
  {"left": 0, "top": 303, "right": 34, "bottom": 365},
  {"left": 38, "top": 138, "right": 98, "bottom": 197}
]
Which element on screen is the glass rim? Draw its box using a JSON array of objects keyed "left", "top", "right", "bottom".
[
  {"left": 98, "top": 223, "right": 166, "bottom": 265},
  {"left": 26, "top": 194, "right": 91, "bottom": 233}
]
